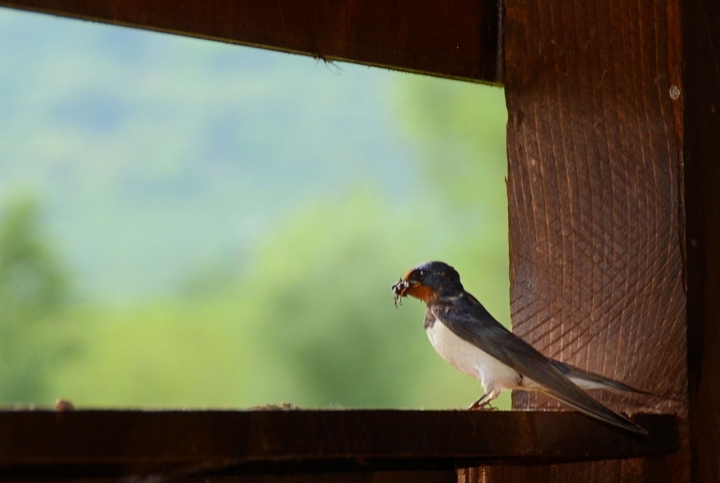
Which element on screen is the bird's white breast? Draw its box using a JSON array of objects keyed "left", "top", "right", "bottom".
[{"left": 425, "top": 319, "right": 521, "bottom": 391}]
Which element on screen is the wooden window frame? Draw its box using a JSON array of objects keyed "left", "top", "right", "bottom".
[{"left": 1, "top": 1, "right": 717, "bottom": 481}]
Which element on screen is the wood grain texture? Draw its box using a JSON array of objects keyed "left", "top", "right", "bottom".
[
  {"left": 464, "top": 0, "right": 690, "bottom": 481},
  {"left": 0, "top": 0, "right": 502, "bottom": 84},
  {"left": 460, "top": 458, "right": 683, "bottom": 483},
  {"left": 505, "top": 0, "right": 687, "bottom": 412},
  {"left": 683, "top": 0, "right": 720, "bottom": 481}
]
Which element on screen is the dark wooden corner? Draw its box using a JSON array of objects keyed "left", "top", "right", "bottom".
[
  {"left": 0, "top": 0, "right": 502, "bottom": 84},
  {"left": 0, "top": 409, "right": 676, "bottom": 479}
]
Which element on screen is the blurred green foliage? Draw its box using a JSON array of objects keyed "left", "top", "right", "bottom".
[
  {"left": 47, "top": 190, "right": 506, "bottom": 409},
  {"left": 42, "top": 76, "right": 509, "bottom": 410},
  {"left": 396, "top": 77, "right": 508, "bottom": 214},
  {"left": 0, "top": 196, "right": 74, "bottom": 402},
  {"left": 0, "top": 10, "right": 509, "bottom": 410}
]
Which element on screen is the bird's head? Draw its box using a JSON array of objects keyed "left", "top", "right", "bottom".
[{"left": 392, "top": 261, "right": 464, "bottom": 305}]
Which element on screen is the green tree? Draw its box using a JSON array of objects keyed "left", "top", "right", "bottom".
[
  {"left": 239, "top": 193, "right": 433, "bottom": 407},
  {"left": 44, "top": 192, "right": 491, "bottom": 409},
  {"left": 0, "top": 196, "right": 72, "bottom": 403}
]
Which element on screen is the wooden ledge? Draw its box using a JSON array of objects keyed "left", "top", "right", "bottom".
[{"left": 0, "top": 409, "right": 677, "bottom": 477}]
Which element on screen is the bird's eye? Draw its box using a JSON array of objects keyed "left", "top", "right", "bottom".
[{"left": 418, "top": 269, "right": 427, "bottom": 278}]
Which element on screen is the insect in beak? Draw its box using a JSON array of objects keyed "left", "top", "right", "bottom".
[{"left": 392, "top": 278, "right": 415, "bottom": 307}]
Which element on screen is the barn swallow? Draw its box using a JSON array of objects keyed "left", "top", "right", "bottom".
[{"left": 392, "top": 261, "right": 650, "bottom": 436}]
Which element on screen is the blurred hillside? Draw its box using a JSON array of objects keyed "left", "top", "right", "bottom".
[
  {"left": 0, "top": 7, "right": 508, "bottom": 409},
  {"left": 0, "top": 8, "right": 421, "bottom": 302}
]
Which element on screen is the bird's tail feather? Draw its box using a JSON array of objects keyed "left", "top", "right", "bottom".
[
  {"left": 519, "top": 365, "right": 649, "bottom": 435},
  {"left": 550, "top": 360, "right": 680, "bottom": 400},
  {"left": 537, "top": 386, "right": 649, "bottom": 436}
]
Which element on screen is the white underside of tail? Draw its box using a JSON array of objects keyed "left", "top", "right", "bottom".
[{"left": 521, "top": 374, "right": 610, "bottom": 390}]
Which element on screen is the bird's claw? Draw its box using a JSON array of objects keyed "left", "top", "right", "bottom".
[{"left": 469, "top": 401, "right": 497, "bottom": 411}]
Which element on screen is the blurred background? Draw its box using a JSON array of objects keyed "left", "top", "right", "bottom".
[{"left": 0, "top": 7, "right": 509, "bottom": 409}]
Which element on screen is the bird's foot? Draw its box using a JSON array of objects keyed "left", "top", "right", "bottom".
[
  {"left": 468, "top": 391, "right": 501, "bottom": 411},
  {"left": 469, "top": 401, "right": 497, "bottom": 411}
]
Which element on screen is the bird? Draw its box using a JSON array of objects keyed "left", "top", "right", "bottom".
[{"left": 391, "top": 260, "right": 651, "bottom": 436}]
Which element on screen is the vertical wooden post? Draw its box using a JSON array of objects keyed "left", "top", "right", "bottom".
[
  {"left": 684, "top": 0, "right": 720, "bottom": 481},
  {"left": 462, "top": 0, "right": 692, "bottom": 481}
]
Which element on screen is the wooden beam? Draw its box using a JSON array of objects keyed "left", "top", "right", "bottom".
[
  {"left": 464, "top": 0, "right": 690, "bottom": 481},
  {"left": 0, "top": 0, "right": 502, "bottom": 84},
  {"left": 0, "top": 410, "right": 675, "bottom": 478}
]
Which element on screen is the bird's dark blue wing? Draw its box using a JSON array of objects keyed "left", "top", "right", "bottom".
[{"left": 430, "top": 294, "right": 647, "bottom": 436}]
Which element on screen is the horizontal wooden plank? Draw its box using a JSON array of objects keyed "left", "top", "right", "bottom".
[
  {"left": 0, "top": 409, "right": 676, "bottom": 477},
  {"left": 0, "top": 0, "right": 502, "bottom": 84}
]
